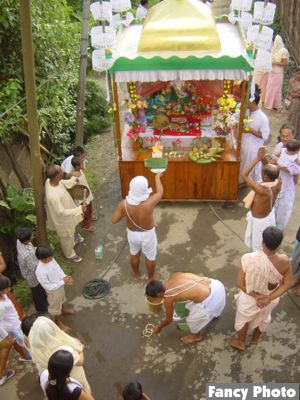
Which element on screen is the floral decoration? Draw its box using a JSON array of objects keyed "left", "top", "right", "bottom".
[
  {"left": 213, "top": 80, "right": 238, "bottom": 136},
  {"left": 125, "top": 82, "right": 148, "bottom": 147}
]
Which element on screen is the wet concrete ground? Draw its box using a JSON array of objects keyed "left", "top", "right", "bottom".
[{"left": 2, "top": 109, "right": 300, "bottom": 399}]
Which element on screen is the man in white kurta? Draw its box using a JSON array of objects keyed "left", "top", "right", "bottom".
[
  {"left": 274, "top": 149, "right": 300, "bottom": 230},
  {"left": 45, "top": 165, "right": 83, "bottom": 262},
  {"left": 240, "top": 96, "right": 270, "bottom": 183}
]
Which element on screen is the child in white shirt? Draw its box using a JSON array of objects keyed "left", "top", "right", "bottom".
[{"left": 35, "top": 246, "right": 75, "bottom": 331}]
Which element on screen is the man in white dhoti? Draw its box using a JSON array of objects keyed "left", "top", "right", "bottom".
[
  {"left": 45, "top": 165, "right": 84, "bottom": 263},
  {"left": 274, "top": 139, "right": 300, "bottom": 230},
  {"left": 146, "top": 272, "right": 226, "bottom": 344},
  {"left": 242, "top": 147, "right": 281, "bottom": 251},
  {"left": 240, "top": 91, "right": 270, "bottom": 183},
  {"left": 112, "top": 174, "right": 163, "bottom": 280},
  {"left": 230, "top": 227, "right": 292, "bottom": 350}
]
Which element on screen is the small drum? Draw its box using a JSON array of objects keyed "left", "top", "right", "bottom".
[{"left": 67, "top": 185, "right": 90, "bottom": 201}]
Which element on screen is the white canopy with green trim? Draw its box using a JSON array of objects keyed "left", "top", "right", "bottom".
[{"left": 109, "top": 23, "right": 253, "bottom": 82}]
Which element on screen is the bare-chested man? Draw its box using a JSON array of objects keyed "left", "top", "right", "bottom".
[
  {"left": 230, "top": 226, "right": 292, "bottom": 350},
  {"left": 242, "top": 147, "right": 281, "bottom": 251},
  {"left": 145, "top": 273, "right": 226, "bottom": 344},
  {"left": 112, "top": 174, "right": 163, "bottom": 280}
]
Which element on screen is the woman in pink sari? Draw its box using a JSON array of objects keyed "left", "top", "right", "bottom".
[
  {"left": 264, "top": 35, "right": 289, "bottom": 111},
  {"left": 287, "top": 68, "right": 300, "bottom": 140}
]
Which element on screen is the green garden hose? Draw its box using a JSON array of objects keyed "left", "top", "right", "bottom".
[{"left": 82, "top": 278, "right": 111, "bottom": 300}]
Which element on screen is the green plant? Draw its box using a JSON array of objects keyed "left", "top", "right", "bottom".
[
  {"left": 0, "top": 186, "right": 36, "bottom": 234},
  {"left": 83, "top": 79, "right": 111, "bottom": 141},
  {"left": 0, "top": 0, "right": 81, "bottom": 156},
  {"left": 12, "top": 279, "right": 32, "bottom": 308}
]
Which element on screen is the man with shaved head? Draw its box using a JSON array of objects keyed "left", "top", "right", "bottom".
[
  {"left": 242, "top": 147, "right": 281, "bottom": 251},
  {"left": 45, "top": 164, "right": 85, "bottom": 262}
]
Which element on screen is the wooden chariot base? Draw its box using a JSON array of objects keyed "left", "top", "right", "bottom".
[{"left": 119, "top": 141, "right": 240, "bottom": 201}]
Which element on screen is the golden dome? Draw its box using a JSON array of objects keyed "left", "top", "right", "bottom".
[{"left": 138, "top": 0, "right": 221, "bottom": 52}]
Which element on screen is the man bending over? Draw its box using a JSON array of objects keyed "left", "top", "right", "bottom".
[{"left": 146, "top": 272, "right": 226, "bottom": 344}]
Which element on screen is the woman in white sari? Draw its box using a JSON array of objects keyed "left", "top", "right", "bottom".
[{"left": 22, "top": 316, "right": 91, "bottom": 391}]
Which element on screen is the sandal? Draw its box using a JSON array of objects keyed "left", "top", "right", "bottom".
[{"left": 67, "top": 255, "right": 82, "bottom": 263}]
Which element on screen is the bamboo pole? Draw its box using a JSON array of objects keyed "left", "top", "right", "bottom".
[
  {"left": 19, "top": 0, "right": 47, "bottom": 245},
  {"left": 112, "top": 75, "right": 122, "bottom": 160},
  {"left": 75, "top": 0, "right": 90, "bottom": 147},
  {"left": 237, "top": 80, "right": 247, "bottom": 161}
]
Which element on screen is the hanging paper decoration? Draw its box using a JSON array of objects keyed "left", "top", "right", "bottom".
[
  {"left": 230, "top": 0, "right": 253, "bottom": 12},
  {"left": 90, "top": 1, "right": 112, "bottom": 22},
  {"left": 110, "top": 0, "right": 131, "bottom": 13},
  {"left": 254, "top": 49, "right": 272, "bottom": 72},
  {"left": 253, "top": 1, "right": 276, "bottom": 25},
  {"left": 91, "top": 26, "right": 117, "bottom": 49},
  {"left": 92, "top": 49, "right": 115, "bottom": 72},
  {"left": 256, "top": 26, "right": 273, "bottom": 50},
  {"left": 122, "top": 12, "right": 134, "bottom": 27},
  {"left": 111, "top": 13, "right": 122, "bottom": 28},
  {"left": 240, "top": 12, "right": 253, "bottom": 31},
  {"left": 247, "top": 25, "right": 273, "bottom": 50}
]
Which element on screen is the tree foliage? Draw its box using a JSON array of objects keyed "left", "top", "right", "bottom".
[{"left": 0, "top": 0, "right": 109, "bottom": 156}]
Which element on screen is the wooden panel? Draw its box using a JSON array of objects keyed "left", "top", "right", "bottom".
[
  {"left": 118, "top": 160, "right": 240, "bottom": 201},
  {"left": 274, "top": 0, "right": 300, "bottom": 64}
]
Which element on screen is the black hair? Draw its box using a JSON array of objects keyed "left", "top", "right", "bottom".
[
  {"left": 71, "top": 156, "right": 81, "bottom": 169},
  {"left": 140, "top": 0, "right": 148, "bottom": 5},
  {"left": 262, "top": 226, "right": 283, "bottom": 251},
  {"left": 252, "top": 91, "right": 260, "bottom": 105},
  {"left": 16, "top": 227, "right": 33, "bottom": 243},
  {"left": 21, "top": 314, "right": 38, "bottom": 336},
  {"left": 46, "top": 165, "right": 59, "bottom": 179},
  {"left": 35, "top": 245, "right": 53, "bottom": 260},
  {"left": 0, "top": 274, "right": 11, "bottom": 291},
  {"left": 263, "top": 164, "right": 279, "bottom": 182},
  {"left": 72, "top": 146, "right": 84, "bottom": 157},
  {"left": 286, "top": 139, "right": 300, "bottom": 152},
  {"left": 279, "top": 123, "right": 295, "bottom": 136},
  {"left": 46, "top": 350, "right": 80, "bottom": 400},
  {"left": 123, "top": 381, "right": 143, "bottom": 400},
  {"left": 145, "top": 280, "right": 164, "bottom": 297}
]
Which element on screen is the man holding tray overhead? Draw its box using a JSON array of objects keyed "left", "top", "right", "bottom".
[{"left": 112, "top": 174, "right": 163, "bottom": 281}]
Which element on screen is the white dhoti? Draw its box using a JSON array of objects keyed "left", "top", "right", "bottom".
[
  {"left": 127, "top": 227, "right": 157, "bottom": 261},
  {"left": 234, "top": 291, "right": 279, "bottom": 332},
  {"left": 244, "top": 210, "right": 275, "bottom": 251},
  {"left": 185, "top": 279, "right": 226, "bottom": 334},
  {"left": 274, "top": 189, "right": 295, "bottom": 231}
]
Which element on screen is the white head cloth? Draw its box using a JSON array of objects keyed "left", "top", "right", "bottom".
[
  {"left": 126, "top": 176, "right": 152, "bottom": 206},
  {"left": 28, "top": 316, "right": 83, "bottom": 368}
]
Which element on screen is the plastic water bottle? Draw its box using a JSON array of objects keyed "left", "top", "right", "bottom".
[{"left": 95, "top": 241, "right": 103, "bottom": 260}]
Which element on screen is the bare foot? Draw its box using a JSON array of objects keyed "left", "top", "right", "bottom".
[
  {"left": 180, "top": 334, "right": 202, "bottom": 344},
  {"left": 62, "top": 308, "right": 76, "bottom": 316},
  {"left": 290, "top": 279, "right": 300, "bottom": 288},
  {"left": 133, "top": 273, "right": 141, "bottom": 281},
  {"left": 294, "top": 287, "right": 300, "bottom": 297},
  {"left": 229, "top": 337, "right": 246, "bottom": 350}
]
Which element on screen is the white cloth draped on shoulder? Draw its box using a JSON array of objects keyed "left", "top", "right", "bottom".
[{"left": 185, "top": 279, "right": 226, "bottom": 334}]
